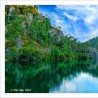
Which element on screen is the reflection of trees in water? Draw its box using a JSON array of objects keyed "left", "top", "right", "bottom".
[
  {"left": 85, "top": 59, "right": 98, "bottom": 78},
  {"left": 5, "top": 59, "right": 98, "bottom": 93}
]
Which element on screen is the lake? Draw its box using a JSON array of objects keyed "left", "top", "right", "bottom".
[{"left": 5, "top": 59, "right": 98, "bottom": 93}]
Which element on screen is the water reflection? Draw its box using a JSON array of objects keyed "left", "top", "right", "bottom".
[
  {"left": 5, "top": 59, "right": 98, "bottom": 93},
  {"left": 50, "top": 72, "right": 98, "bottom": 93}
]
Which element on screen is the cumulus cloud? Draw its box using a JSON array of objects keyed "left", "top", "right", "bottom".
[
  {"left": 38, "top": 5, "right": 98, "bottom": 42},
  {"left": 43, "top": 12, "right": 68, "bottom": 35},
  {"left": 56, "top": 5, "right": 98, "bottom": 41},
  {"left": 50, "top": 12, "right": 63, "bottom": 26}
]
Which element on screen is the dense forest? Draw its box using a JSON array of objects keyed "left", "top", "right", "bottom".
[
  {"left": 5, "top": 5, "right": 98, "bottom": 93},
  {"left": 85, "top": 37, "right": 98, "bottom": 51},
  {"left": 5, "top": 5, "right": 93, "bottom": 63}
]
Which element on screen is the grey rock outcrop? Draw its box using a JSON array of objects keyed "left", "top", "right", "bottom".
[
  {"left": 48, "top": 29, "right": 64, "bottom": 43},
  {"left": 15, "top": 35, "right": 23, "bottom": 49}
]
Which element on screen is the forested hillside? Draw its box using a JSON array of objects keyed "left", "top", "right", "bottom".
[
  {"left": 85, "top": 37, "right": 98, "bottom": 51},
  {"left": 5, "top": 5, "right": 90, "bottom": 62}
]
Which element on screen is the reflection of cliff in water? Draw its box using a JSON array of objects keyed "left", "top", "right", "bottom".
[
  {"left": 5, "top": 58, "right": 98, "bottom": 93},
  {"left": 49, "top": 58, "right": 98, "bottom": 93}
]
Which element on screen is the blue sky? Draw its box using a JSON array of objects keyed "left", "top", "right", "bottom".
[{"left": 38, "top": 5, "right": 98, "bottom": 42}]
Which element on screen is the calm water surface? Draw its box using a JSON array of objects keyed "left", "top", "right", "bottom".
[
  {"left": 5, "top": 59, "right": 98, "bottom": 93},
  {"left": 49, "top": 72, "right": 98, "bottom": 93}
]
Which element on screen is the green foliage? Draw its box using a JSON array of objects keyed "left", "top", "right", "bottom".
[
  {"left": 5, "top": 5, "right": 98, "bottom": 93},
  {"left": 85, "top": 36, "right": 98, "bottom": 49},
  {"left": 5, "top": 5, "right": 90, "bottom": 62}
]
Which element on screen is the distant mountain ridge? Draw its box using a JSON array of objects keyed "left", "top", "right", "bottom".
[{"left": 85, "top": 36, "right": 98, "bottom": 50}]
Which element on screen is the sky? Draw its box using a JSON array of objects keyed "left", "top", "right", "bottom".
[{"left": 38, "top": 5, "right": 98, "bottom": 42}]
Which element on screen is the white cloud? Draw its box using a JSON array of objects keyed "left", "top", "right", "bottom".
[
  {"left": 56, "top": 5, "right": 98, "bottom": 24},
  {"left": 38, "top": 9, "right": 68, "bottom": 35},
  {"left": 39, "top": 5, "right": 98, "bottom": 42},
  {"left": 88, "top": 28, "right": 98, "bottom": 39},
  {"left": 49, "top": 12, "right": 67, "bottom": 35},
  {"left": 56, "top": 5, "right": 98, "bottom": 41},
  {"left": 63, "top": 12, "right": 78, "bottom": 22},
  {"left": 50, "top": 13, "right": 63, "bottom": 26}
]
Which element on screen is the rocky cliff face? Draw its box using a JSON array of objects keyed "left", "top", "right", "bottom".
[
  {"left": 5, "top": 5, "right": 67, "bottom": 62},
  {"left": 15, "top": 35, "right": 23, "bottom": 49},
  {"left": 48, "top": 28, "right": 64, "bottom": 44},
  {"left": 6, "top": 5, "right": 88, "bottom": 62}
]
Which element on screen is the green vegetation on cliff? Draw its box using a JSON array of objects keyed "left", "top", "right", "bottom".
[
  {"left": 5, "top": 5, "right": 90, "bottom": 62},
  {"left": 85, "top": 37, "right": 98, "bottom": 51}
]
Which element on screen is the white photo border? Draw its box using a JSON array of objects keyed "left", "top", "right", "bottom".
[{"left": 1, "top": 0, "right": 98, "bottom": 98}]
